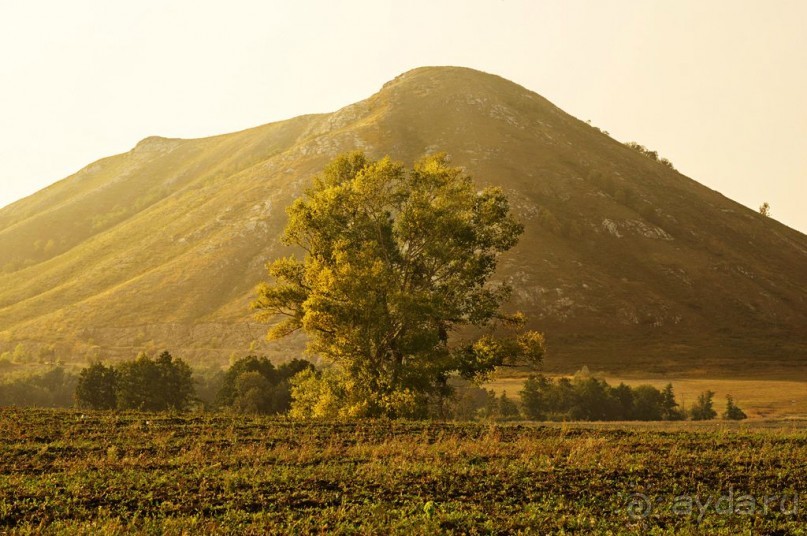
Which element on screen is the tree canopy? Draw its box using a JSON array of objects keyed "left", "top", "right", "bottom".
[
  {"left": 254, "top": 152, "right": 544, "bottom": 418},
  {"left": 76, "top": 351, "right": 195, "bottom": 411},
  {"left": 519, "top": 374, "right": 686, "bottom": 422},
  {"left": 75, "top": 362, "right": 118, "bottom": 410},
  {"left": 215, "top": 356, "right": 313, "bottom": 414},
  {"left": 689, "top": 390, "right": 717, "bottom": 421}
]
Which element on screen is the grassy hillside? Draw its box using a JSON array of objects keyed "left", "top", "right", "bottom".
[{"left": 0, "top": 67, "right": 805, "bottom": 374}]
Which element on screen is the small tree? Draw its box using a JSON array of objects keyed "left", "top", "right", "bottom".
[
  {"left": 155, "top": 351, "right": 195, "bottom": 411},
  {"left": 759, "top": 202, "right": 771, "bottom": 217},
  {"left": 570, "top": 377, "right": 620, "bottom": 421},
  {"left": 216, "top": 355, "right": 278, "bottom": 408},
  {"left": 520, "top": 374, "right": 551, "bottom": 420},
  {"left": 545, "top": 377, "right": 577, "bottom": 419},
  {"left": 632, "top": 385, "right": 663, "bottom": 421},
  {"left": 689, "top": 390, "right": 717, "bottom": 420},
  {"left": 723, "top": 395, "right": 747, "bottom": 420},
  {"left": 115, "top": 355, "right": 158, "bottom": 410},
  {"left": 660, "top": 383, "right": 684, "bottom": 421},
  {"left": 231, "top": 371, "right": 274, "bottom": 414},
  {"left": 496, "top": 391, "right": 521, "bottom": 420},
  {"left": 75, "top": 362, "right": 118, "bottom": 410},
  {"left": 610, "top": 383, "right": 635, "bottom": 420}
]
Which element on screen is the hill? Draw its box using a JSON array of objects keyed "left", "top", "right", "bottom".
[{"left": 1, "top": 67, "right": 805, "bottom": 375}]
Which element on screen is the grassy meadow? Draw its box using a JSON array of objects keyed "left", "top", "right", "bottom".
[{"left": 1, "top": 408, "right": 805, "bottom": 534}]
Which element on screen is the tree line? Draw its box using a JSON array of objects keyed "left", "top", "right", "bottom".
[
  {"left": 72, "top": 351, "right": 314, "bottom": 414},
  {"left": 623, "top": 141, "right": 676, "bottom": 170},
  {"left": 517, "top": 374, "right": 745, "bottom": 421},
  {"left": 1, "top": 352, "right": 747, "bottom": 422},
  {"left": 0, "top": 367, "right": 76, "bottom": 407},
  {"left": 75, "top": 351, "right": 195, "bottom": 411}
]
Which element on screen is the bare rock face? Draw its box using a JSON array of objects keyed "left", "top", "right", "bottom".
[{"left": 0, "top": 66, "right": 805, "bottom": 374}]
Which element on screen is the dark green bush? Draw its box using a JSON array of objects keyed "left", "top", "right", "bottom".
[{"left": 216, "top": 356, "right": 314, "bottom": 415}]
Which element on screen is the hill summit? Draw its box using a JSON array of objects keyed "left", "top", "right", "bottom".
[{"left": 1, "top": 67, "right": 805, "bottom": 375}]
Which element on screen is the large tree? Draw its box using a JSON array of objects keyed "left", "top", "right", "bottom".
[{"left": 254, "top": 152, "right": 544, "bottom": 417}]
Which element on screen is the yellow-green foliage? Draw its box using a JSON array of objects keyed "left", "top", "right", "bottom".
[
  {"left": 289, "top": 368, "right": 347, "bottom": 419},
  {"left": 255, "top": 152, "right": 543, "bottom": 418}
]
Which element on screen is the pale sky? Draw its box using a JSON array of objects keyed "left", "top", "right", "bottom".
[{"left": 0, "top": 0, "right": 805, "bottom": 233}]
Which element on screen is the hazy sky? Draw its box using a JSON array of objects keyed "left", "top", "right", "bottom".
[{"left": 1, "top": 0, "right": 805, "bottom": 232}]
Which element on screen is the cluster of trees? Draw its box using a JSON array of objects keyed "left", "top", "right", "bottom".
[
  {"left": 214, "top": 356, "right": 313, "bottom": 414},
  {"left": 519, "top": 375, "right": 683, "bottom": 421},
  {"left": 0, "top": 343, "right": 58, "bottom": 365},
  {"left": 515, "top": 374, "right": 745, "bottom": 422},
  {"left": 686, "top": 390, "right": 746, "bottom": 421},
  {"left": 0, "top": 367, "right": 77, "bottom": 407},
  {"left": 441, "top": 380, "right": 521, "bottom": 421},
  {"left": 401, "top": 373, "right": 749, "bottom": 422},
  {"left": 7, "top": 353, "right": 748, "bottom": 423},
  {"left": 75, "top": 351, "right": 194, "bottom": 411},
  {"left": 73, "top": 352, "right": 315, "bottom": 415},
  {"left": 533, "top": 206, "right": 585, "bottom": 239},
  {"left": 624, "top": 141, "right": 676, "bottom": 170},
  {"left": 383, "top": 374, "right": 747, "bottom": 422}
]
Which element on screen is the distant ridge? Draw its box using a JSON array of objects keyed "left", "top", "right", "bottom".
[{"left": 1, "top": 66, "right": 805, "bottom": 375}]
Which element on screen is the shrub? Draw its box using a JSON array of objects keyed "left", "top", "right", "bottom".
[
  {"left": 495, "top": 392, "right": 521, "bottom": 420},
  {"left": 723, "top": 395, "right": 747, "bottom": 420},
  {"left": 624, "top": 141, "right": 675, "bottom": 170}
]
